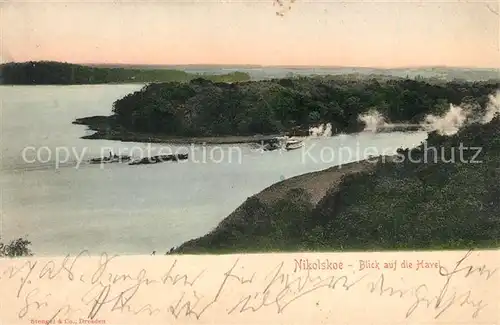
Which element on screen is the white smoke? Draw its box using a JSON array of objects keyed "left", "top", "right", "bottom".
[
  {"left": 422, "top": 90, "right": 500, "bottom": 136},
  {"left": 309, "top": 123, "right": 333, "bottom": 137},
  {"left": 422, "top": 104, "right": 471, "bottom": 136},
  {"left": 481, "top": 90, "right": 500, "bottom": 124},
  {"left": 309, "top": 90, "right": 500, "bottom": 138},
  {"left": 358, "top": 110, "right": 388, "bottom": 132}
]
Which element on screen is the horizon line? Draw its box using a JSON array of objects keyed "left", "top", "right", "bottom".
[{"left": 2, "top": 60, "right": 500, "bottom": 71}]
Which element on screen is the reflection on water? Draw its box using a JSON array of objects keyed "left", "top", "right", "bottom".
[{"left": 0, "top": 85, "right": 428, "bottom": 256}]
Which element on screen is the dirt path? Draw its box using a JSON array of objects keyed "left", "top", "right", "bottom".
[{"left": 254, "top": 159, "right": 378, "bottom": 206}]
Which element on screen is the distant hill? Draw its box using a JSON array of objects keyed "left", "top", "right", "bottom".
[
  {"left": 84, "top": 64, "right": 500, "bottom": 82},
  {"left": 0, "top": 61, "right": 251, "bottom": 85},
  {"left": 2, "top": 61, "right": 497, "bottom": 85},
  {"left": 236, "top": 66, "right": 500, "bottom": 82}
]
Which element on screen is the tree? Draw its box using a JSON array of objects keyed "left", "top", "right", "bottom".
[{"left": 0, "top": 237, "right": 32, "bottom": 257}]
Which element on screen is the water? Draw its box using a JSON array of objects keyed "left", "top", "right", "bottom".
[{"left": 0, "top": 85, "right": 428, "bottom": 256}]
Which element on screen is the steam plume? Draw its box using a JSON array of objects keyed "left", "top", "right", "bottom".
[
  {"left": 309, "top": 123, "right": 333, "bottom": 137},
  {"left": 423, "top": 90, "right": 500, "bottom": 136},
  {"left": 314, "top": 90, "right": 500, "bottom": 138},
  {"left": 482, "top": 90, "right": 500, "bottom": 124},
  {"left": 422, "top": 104, "right": 471, "bottom": 136},
  {"left": 358, "top": 110, "right": 388, "bottom": 132}
]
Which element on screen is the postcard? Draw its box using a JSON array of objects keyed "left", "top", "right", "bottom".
[{"left": 0, "top": 0, "right": 499, "bottom": 324}]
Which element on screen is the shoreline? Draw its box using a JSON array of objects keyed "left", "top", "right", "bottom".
[
  {"left": 73, "top": 115, "right": 316, "bottom": 144},
  {"left": 73, "top": 116, "right": 425, "bottom": 145},
  {"left": 80, "top": 130, "right": 289, "bottom": 145},
  {"left": 79, "top": 127, "right": 425, "bottom": 145}
]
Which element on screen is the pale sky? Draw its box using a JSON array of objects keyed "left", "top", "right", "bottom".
[{"left": 1, "top": 0, "right": 499, "bottom": 68}]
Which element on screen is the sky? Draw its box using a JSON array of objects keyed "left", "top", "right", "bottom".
[{"left": 1, "top": 0, "right": 499, "bottom": 68}]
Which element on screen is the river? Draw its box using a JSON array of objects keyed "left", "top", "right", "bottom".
[{"left": 0, "top": 85, "right": 428, "bottom": 256}]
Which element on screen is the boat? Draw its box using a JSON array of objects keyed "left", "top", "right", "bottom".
[
  {"left": 89, "top": 157, "right": 106, "bottom": 164},
  {"left": 258, "top": 136, "right": 304, "bottom": 152},
  {"left": 262, "top": 139, "right": 282, "bottom": 151},
  {"left": 128, "top": 153, "right": 189, "bottom": 166},
  {"left": 284, "top": 138, "right": 304, "bottom": 151},
  {"left": 177, "top": 153, "right": 189, "bottom": 160},
  {"left": 89, "top": 154, "right": 131, "bottom": 164}
]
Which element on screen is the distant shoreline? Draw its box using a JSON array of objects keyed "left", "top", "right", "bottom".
[
  {"left": 2, "top": 61, "right": 499, "bottom": 85},
  {"left": 0, "top": 61, "right": 251, "bottom": 85},
  {"left": 0, "top": 83, "right": 147, "bottom": 87}
]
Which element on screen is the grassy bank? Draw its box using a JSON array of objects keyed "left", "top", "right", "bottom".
[{"left": 173, "top": 117, "right": 500, "bottom": 254}]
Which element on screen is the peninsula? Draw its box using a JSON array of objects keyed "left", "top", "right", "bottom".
[{"left": 73, "top": 76, "right": 499, "bottom": 143}]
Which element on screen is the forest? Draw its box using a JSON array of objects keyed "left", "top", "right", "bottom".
[{"left": 108, "top": 76, "right": 499, "bottom": 137}]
